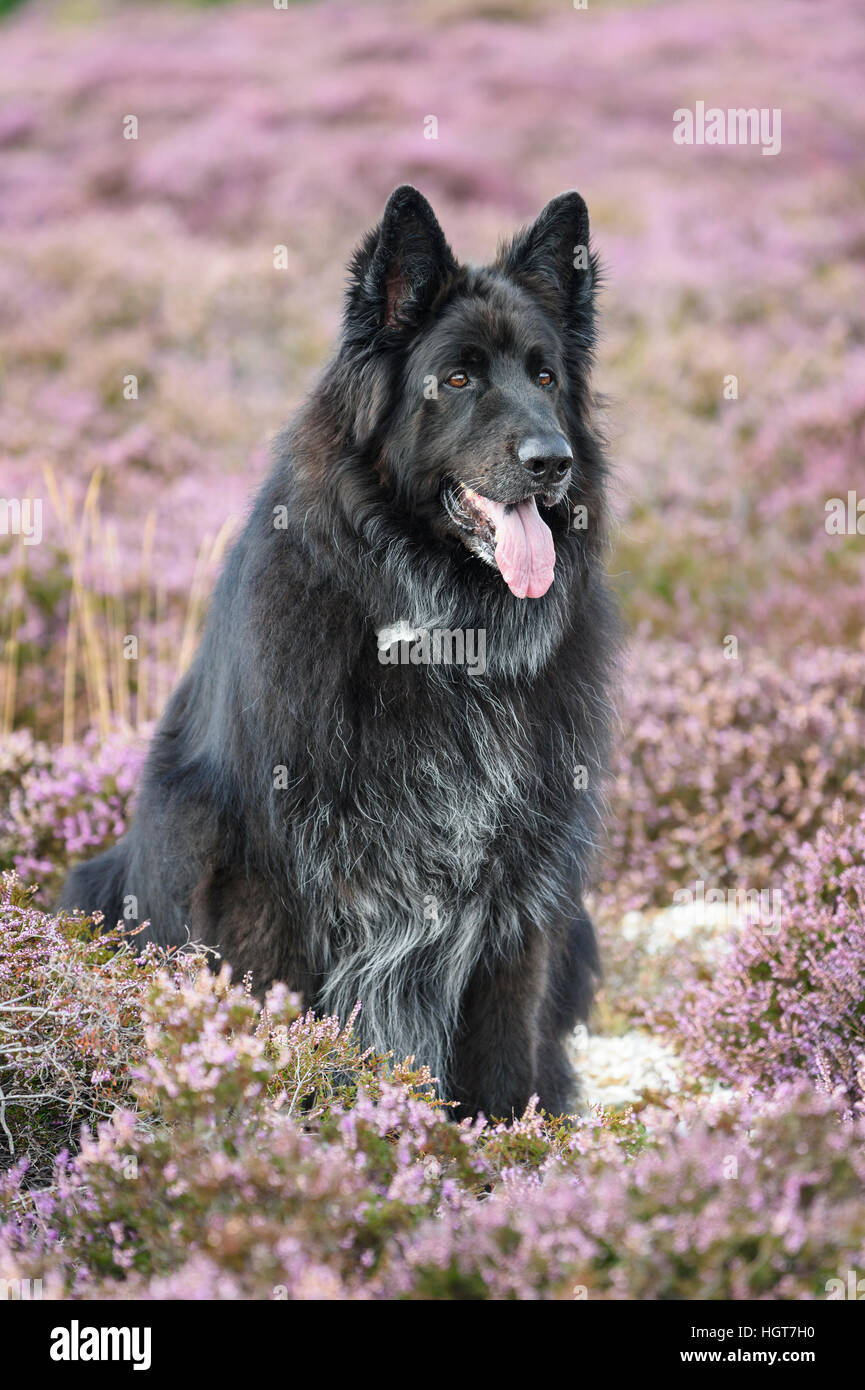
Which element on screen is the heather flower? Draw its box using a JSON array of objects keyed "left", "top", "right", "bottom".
[{"left": 651, "top": 814, "right": 865, "bottom": 1100}]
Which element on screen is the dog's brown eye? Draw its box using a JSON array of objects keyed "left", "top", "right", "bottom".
[
  {"left": 446, "top": 371, "right": 470, "bottom": 389},
  {"left": 537, "top": 369, "right": 555, "bottom": 387}
]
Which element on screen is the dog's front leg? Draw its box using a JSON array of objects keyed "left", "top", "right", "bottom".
[{"left": 448, "top": 931, "right": 548, "bottom": 1122}]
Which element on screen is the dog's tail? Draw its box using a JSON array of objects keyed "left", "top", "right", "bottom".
[{"left": 57, "top": 841, "right": 131, "bottom": 934}]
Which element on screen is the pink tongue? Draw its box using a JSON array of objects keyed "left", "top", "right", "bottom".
[{"left": 479, "top": 496, "right": 556, "bottom": 599}]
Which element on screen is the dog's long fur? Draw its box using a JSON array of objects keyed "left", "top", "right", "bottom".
[{"left": 60, "top": 187, "right": 618, "bottom": 1120}]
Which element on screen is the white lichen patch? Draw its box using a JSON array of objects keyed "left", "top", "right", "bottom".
[{"left": 569, "top": 1026, "right": 681, "bottom": 1107}]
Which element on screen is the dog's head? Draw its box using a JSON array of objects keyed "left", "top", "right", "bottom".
[{"left": 340, "top": 186, "right": 602, "bottom": 601}]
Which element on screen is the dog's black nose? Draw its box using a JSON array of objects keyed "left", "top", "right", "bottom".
[{"left": 518, "top": 434, "right": 573, "bottom": 488}]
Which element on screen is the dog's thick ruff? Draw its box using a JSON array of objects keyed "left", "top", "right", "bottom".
[{"left": 60, "top": 186, "right": 618, "bottom": 1120}]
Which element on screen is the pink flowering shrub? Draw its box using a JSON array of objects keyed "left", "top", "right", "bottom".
[
  {"left": 652, "top": 814, "right": 865, "bottom": 1100},
  {"left": 0, "top": 921, "right": 584, "bottom": 1296},
  {"left": 1, "top": 945, "right": 863, "bottom": 1300},
  {"left": 376, "top": 1090, "right": 865, "bottom": 1302},
  {"left": 600, "top": 643, "right": 865, "bottom": 915},
  {"left": 0, "top": 874, "right": 201, "bottom": 1182},
  {"left": 0, "top": 730, "right": 147, "bottom": 898},
  {"left": 0, "top": 875, "right": 447, "bottom": 1183},
  {"left": 3, "top": 873, "right": 865, "bottom": 1299}
]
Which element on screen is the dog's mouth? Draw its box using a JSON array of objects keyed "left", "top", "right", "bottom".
[{"left": 443, "top": 481, "right": 563, "bottom": 599}]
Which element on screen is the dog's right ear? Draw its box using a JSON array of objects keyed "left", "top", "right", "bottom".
[{"left": 346, "top": 186, "right": 458, "bottom": 336}]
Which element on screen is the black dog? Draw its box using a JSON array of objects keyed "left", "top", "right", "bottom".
[{"left": 60, "top": 187, "right": 617, "bottom": 1120}]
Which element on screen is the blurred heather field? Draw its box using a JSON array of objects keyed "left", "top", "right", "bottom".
[{"left": 2, "top": 0, "right": 865, "bottom": 1301}]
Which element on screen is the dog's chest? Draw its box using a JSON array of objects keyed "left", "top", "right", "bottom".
[
  {"left": 393, "top": 726, "right": 527, "bottom": 876},
  {"left": 302, "top": 689, "right": 540, "bottom": 900}
]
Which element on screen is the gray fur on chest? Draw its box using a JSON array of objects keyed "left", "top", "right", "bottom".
[{"left": 288, "top": 717, "right": 571, "bottom": 1089}]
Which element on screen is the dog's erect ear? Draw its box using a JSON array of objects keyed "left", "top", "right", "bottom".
[
  {"left": 346, "top": 186, "right": 458, "bottom": 334},
  {"left": 497, "top": 192, "right": 595, "bottom": 333}
]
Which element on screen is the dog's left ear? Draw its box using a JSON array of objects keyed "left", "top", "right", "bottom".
[
  {"left": 497, "top": 192, "right": 595, "bottom": 333},
  {"left": 347, "top": 185, "right": 458, "bottom": 335}
]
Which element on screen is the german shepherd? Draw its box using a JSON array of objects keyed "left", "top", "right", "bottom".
[{"left": 60, "top": 186, "right": 617, "bottom": 1120}]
